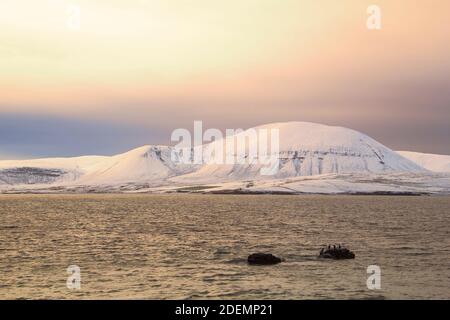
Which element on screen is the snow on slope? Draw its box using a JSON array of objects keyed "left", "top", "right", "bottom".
[
  {"left": 0, "top": 155, "right": 108, "bottom": 171},
  {"left": 397, "top": 151, "right": 450, "bottom": 173},
  {"left": 0, "top": 122, "right": 431, "bottom": 189},
  {"left": 0, "top": 155, "right": 108, "bottom": 185},
  {"left": 77, "top": 145, "right": 197, "bottom": 185},
  {"left": 0, "top": 146, "right": 198, "bottom": 186},
  {"left": 193, "top": 172, "right": 450, "bottom": 195},
  {"left": 174, "top": 122, "right": 425, "bottom": 182}
]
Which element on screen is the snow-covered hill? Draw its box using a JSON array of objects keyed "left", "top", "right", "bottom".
[
  {"left": 397, "top": 151, "right": 450, "bottom": 173},
  {"left": 76, "top": 145, "right": 198, "bottom": 185},
  {"left": 0, "top": 155, "right": 108, "bottom": 185},
  {"left": 176, "top": 122, "right": 425, "bottom": 183},
  {"left": 1, "top": 121, "right": 448, "bottom": 194},
  {"left": 0, "top": 145, "right": 197, "bottom": 186}
]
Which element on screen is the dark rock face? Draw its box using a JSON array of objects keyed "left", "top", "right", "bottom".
[
  {"left": 319, "top": 246, "right": 355, "bottom": 260},
  {"left": 247, "top": 253, "right": 283, "bottom": 265},
  {"left": 0, "top": 167, "right": 67, "bottom": 185}
]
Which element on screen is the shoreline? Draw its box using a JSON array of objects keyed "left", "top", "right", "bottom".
[{"left": 0, "top": 190, "right": 436, "bottom": 196}]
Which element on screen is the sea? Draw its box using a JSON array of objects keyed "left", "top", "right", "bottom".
[{"left": 0, "top": 194, "right": 449, "bottom": 299}]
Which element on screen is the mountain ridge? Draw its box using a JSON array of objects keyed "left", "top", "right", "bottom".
[
  {"left": 397, "top": 151, "right": 450, "bottom": 173},
  {"left": 1, "top": 121, "right": 448, "bottom": 194}
]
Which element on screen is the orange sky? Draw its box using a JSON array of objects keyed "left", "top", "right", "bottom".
[{"left": 0, "top": 0, "right": 449, "bottom": 155}]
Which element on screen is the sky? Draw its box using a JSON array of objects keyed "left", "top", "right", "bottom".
[{"left": 0, "top": 0, "right": 449, "bottom": 158}]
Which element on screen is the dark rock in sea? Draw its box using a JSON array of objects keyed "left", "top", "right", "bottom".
[
  {"left": 247, "top": 253, "right": 283, "bottom": 265},
  {"left": 319, "top": 246, "right": 355, "bottom": 260}
]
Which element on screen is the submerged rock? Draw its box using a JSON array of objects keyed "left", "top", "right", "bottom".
[
  {"left": 319, "top": 246, "right": 355, "bottom": 260},
  {"left": 247, "top": 253, "right": 283, "bottom": 265}
]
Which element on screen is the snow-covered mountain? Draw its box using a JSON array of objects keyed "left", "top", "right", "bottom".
[
  {"left": 0, "top": 145, "right": 197, "bottom": 186},
  {"left": 1, "top": 121, "right": 447, "bottom": 194},
  {"left": 397, "top": 151, "right": 450, "bottom": 173},
  {"left": 76, "top": 145, "right": 198, "bottom": 185},
  {"left": 175, "top": 122, "right": 425, "bottom": 183},
  {"left": 0, "top": 155, "right": 108, "bottom": 185}
]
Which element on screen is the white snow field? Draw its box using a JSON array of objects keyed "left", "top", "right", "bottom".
[
  {"left": 0, "top": 122, "right": 449, "bottom": 194},
  {"left": 397, "top": 151, "right": 450, "bottom": 173}
]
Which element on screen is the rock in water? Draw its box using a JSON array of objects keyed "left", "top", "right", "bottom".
[
  {"left": 319, "top": 247, "right": 355, "bottom": 260},
  {"left": 247, "top": 253, "right": 283, "bottom": 265}
]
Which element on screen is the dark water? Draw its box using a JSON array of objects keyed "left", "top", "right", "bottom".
[{"left": 0, "top": 194, "right": 449, "bottom": 299}]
